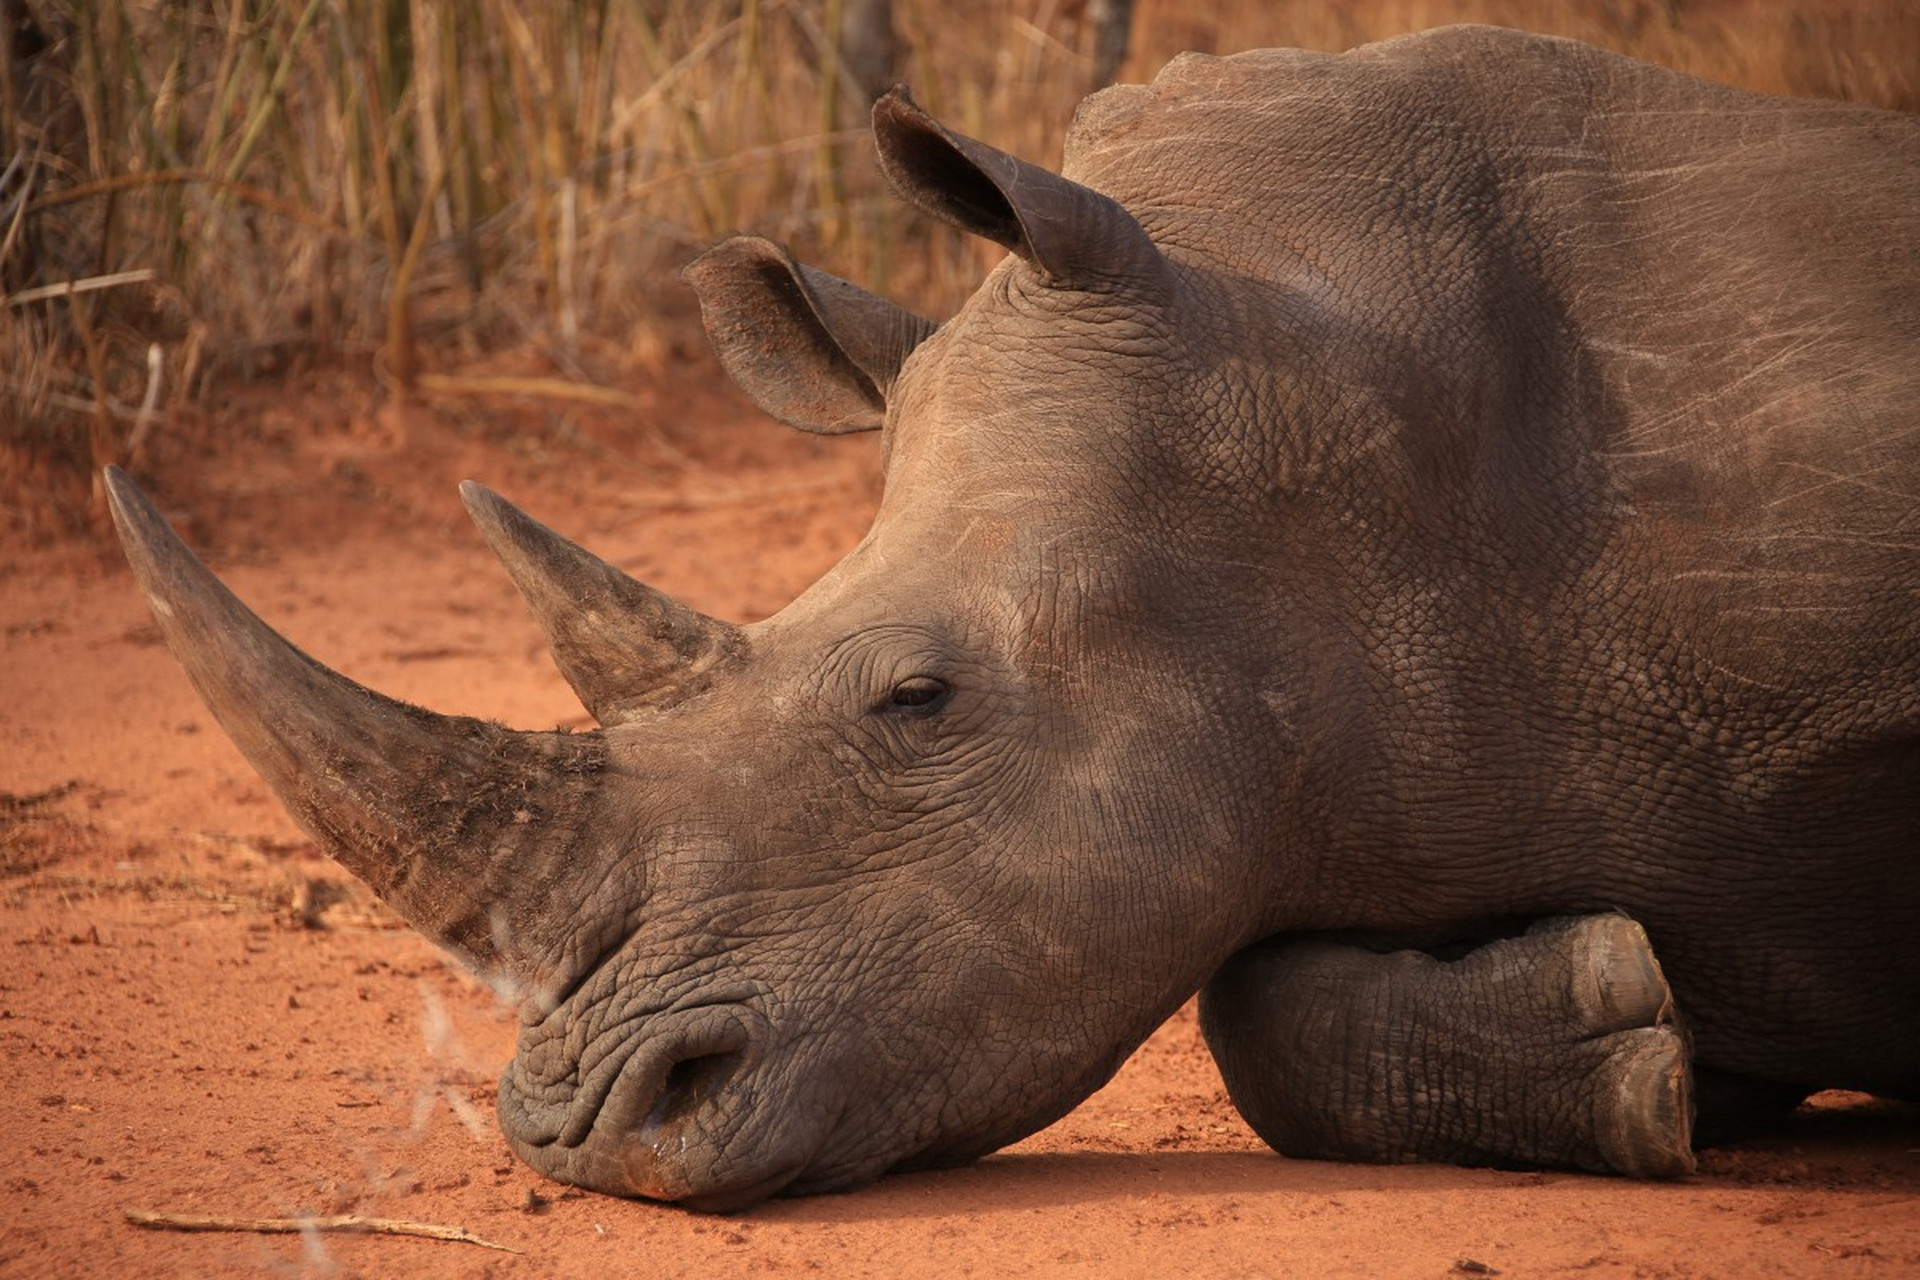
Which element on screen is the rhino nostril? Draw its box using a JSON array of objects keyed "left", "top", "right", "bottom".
[
  {"left": 552, "top": 1002, "right": 758, "bottom": 1152},
  {"left": 642, "top": 1047, "right": 742, "bottom": 1137}
]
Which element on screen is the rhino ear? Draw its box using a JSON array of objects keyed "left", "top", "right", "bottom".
[
  {"left": 684, "top": 235, "right": 935, "bottom": 435},
  {"left": 872, "top": 87, "right": 1163, "bottom": 291}
]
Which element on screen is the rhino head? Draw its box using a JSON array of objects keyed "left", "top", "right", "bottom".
[{"left": 110, "top": 91, "right": 1293, "bottom": 1209}]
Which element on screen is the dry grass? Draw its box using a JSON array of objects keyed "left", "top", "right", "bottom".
[{"left": 2, "top": 0, "right": 1914, "bottom": 530}]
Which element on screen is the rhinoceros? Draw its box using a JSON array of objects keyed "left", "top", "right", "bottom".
[{"left": 109, "top": 24, "right": 1918, "bottom": 1209}]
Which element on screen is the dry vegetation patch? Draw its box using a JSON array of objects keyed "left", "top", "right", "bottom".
[{"left": 2, "top": 0, "right": 1914, "bottom": 534}]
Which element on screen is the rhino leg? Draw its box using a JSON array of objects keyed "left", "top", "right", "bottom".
[{"left": 1199, "top": 914, "right": 1694, "bottom": 1178}]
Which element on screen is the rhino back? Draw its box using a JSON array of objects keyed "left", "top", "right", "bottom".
[{"left": 1062, "top": 24, "right": 1920, "bottom": 788}]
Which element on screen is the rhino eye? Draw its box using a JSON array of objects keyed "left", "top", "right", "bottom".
[{"left": 887, "top": 677, "right": 950, "bottom": 713}]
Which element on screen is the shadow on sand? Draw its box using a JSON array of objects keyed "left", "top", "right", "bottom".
[{"left": 757, "top": 1093, "right": 1920, "bottom": 1223}]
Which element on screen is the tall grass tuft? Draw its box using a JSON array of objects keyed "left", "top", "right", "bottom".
[{"left": 2, "top": 0, "right": 1914, "bottom": 530}]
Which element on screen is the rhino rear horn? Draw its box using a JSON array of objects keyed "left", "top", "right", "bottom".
[
  {"left": 684, "top": 235, "right": 935, "bottom": 435},
  {"left": 103, "top": 467, "right": 607, "bottom": 992},
  {"left": 461, "top": 482, "right": 744, "bottom": 724},
  {"left": 871, "top": 87, "right": 1165, "bottom": 291}
]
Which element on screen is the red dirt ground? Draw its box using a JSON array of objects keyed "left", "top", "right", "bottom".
[{"left": 2, "top": 359, "right": 1916, "bottom": 1278}]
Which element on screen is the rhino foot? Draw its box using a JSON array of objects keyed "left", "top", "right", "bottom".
[
  {"left": 1594, "top": 1024, "right": 1693, "bottom": 1178},
  {"left": 1199, "top": 911, "right": 1696, "bottom": 1178},
  {"left": 1539, "top": 914, "right": 1694, "bottom": 1179}
]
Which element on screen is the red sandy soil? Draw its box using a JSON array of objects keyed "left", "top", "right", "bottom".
[{"left": 2, "top": 359, "right": 1916, "bottom": 1278}]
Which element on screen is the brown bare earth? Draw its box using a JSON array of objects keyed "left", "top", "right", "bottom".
[{"left": 2, "top": 362, "right": 1916, "bottom": 1278}]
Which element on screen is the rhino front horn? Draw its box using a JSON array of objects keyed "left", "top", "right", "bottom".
[
  {"left": 103, "top": 467, "right": 609, "bottom": 992},
  {"left": 460, "top": 482, "right": 744, "bottom": 726}
]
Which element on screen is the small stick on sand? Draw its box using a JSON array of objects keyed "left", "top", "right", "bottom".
[{"left": 124, "top": 1208, "right": 521, "bottom": 1254}]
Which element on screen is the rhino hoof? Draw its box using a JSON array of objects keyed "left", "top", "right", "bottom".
[
  {"left": 1531, "top": 912, "right": 1695, "bottom": 1177},
  {"left": 1533, "top": 912, "right": 1674, "bottom": 1035},
  {"left": 1595, "top": 1026, "right": 1696, "bottom": 1179}
]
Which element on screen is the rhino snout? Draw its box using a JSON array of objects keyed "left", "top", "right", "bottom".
[{"left": 498, "top": 1000, "right": 807, "bottom": 1206}]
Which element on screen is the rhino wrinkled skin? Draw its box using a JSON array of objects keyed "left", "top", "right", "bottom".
[{"left": 110, "top": 26, "right": 1918, "bottom": 1208}]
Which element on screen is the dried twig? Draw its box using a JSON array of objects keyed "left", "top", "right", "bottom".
[
  {"left": 15, "top": 388, "right": 141, "bottom": 421},
  {"left": 5, "top": 268, "right": 157, "bottom": 307},
  {"left": 125, "top": 344, "right": 164, "bottom": 462},
  {"left": 0, "top": 160, "right": 34, "bottom": 274},
  {"left": 124, "top": 1208, "right": 521, "bottom": 1254},
  {"left": 415, "top": 371, "right": 642, "bottom": 409},
  {"left": 24, "top": 169, "right": 346, "bottom": 235}
]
